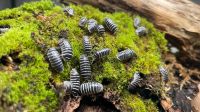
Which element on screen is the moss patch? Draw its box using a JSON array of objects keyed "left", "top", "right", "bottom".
[{"left": 0, "top": 0, "right": 167, "bottom": 111}]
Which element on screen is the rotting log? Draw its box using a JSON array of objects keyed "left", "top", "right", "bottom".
[{"left": 63, "top": 0, "right": 200, "bottom": 67}]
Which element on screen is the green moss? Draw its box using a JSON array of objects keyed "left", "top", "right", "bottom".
[
  {"left": 0, "top": 0, "right": 167, "bottom": 111},
  {"left": 122, "top": 91, "right": 159, "bottom": 112}
]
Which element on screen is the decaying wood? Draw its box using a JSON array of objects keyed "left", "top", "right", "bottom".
[
  {"left": 61, "top": 97, "right": 81, "bottom": 112},
  {"left": 191, "top": 84, "right": 200, "bottom": 112},
  {"left": 63, "top": 0, "right": 200, "bottom": 67}
]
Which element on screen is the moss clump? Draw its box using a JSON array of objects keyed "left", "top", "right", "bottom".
[
  {"left": 122, "top": 91, "right": 158, "bottom": 112},
  {"left": 0, "top": 0, "right": 167, "bottom": 111}
]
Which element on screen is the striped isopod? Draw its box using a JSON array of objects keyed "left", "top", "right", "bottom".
[
  {"left": 63, "top": 7, "right": 74, "bottom": 16},
  {"left": 116, "top": 49, "right": 136, "bottom": 62},
  {"left": 63, "top": 81, "right": 72, "bottom": 93},
  {"left": 83, "top": 36, "right": 92, "bottom": 54},
  {"left": 79, "top": 17, "right": 88, "bottom": 28},
  {"left": 104, "top": 17, "right": 117, "bottom": 34},
  {"left": 134, "top": 17, "right": 141, "bottom": 28},
  {"left": 87, "top": 19, "right": 97, "bottom": 33},
  {"left": 128, "top": 72, "right": 143, "bottom": 91},
  {"left": 94, "top": 48, "right": 111, "bottom": 59},
  {"left": 159, "top": 66, "right": 168, "bottom": 83},
  {"left": 80, "top": 82, "right": 103, "bottom": 95},
  {"left": 0, "top": 28, "right": 9, "bottom": 33},
  {"left": 88, "top": 19, "right": 97, "bottom": 25},
  {"left": 47, "top": 48, "right": 64, "bottom": 72},
  {"left": 135, "top": 26, "right": 147, "bottom": 36},
  {"left": 96, "top": 25, "right": 105, "bottom": 35},
  {"left": 58, "top": 38, "right": 73, "bottom": 61},
  {"left": 70, "top": 68, "right": 80, "bottom": 96},
  {"left": 80, "top": 55, "right": 92, "bottom": 80}
]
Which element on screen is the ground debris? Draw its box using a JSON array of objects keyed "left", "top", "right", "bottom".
[
  {"left": 104, "top": 89, "right": 121, "bottom": 110},
  {"left": 61, "top": 97, "right": 81, "bottom": 112},
  {"left": 191, "top": 84, "right": 200, "bottom": 112},
  {"left": 163, "top": 52, "right": 200, "bottom": 112}
]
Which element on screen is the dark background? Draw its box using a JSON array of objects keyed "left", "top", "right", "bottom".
[{"left": 0, "top": 0, "right": 39, "bottom": 10}]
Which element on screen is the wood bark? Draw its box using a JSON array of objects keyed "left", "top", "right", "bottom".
[{"left": 63, "top": 0, "right": 200, "bottom": 67}]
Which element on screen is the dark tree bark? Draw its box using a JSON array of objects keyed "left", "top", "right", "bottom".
[{"left": 63, "top": 0, "right": 200, "bottom": 67}]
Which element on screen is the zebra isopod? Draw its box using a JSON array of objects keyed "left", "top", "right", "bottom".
[
  {"left": 87, "top": 19, "right": 97, "bottom": 33},
  {"left": 134, "top": 17, "right": 141, "bottom": 28},
  {"left": 104, "top": 17, "right": 117, "bottom": 34},
  {"left": 63, "top": 7, "right": 74, "bottom": 16},
  {"left": 96, "top": 25, "right": 105, "bottom": 35},
  {"left": 116, "top": 49, "right": 136, "bottom": 62},
  {"left": 0, "top": 28, "right": 9, "bottom": 33},
  {"left": 83, "top": 36, "right": 92, "bottom": 54},
  {"left": 70, "top": 68, "right": 80, "bottom": 96},
  {"left": 159, "top": 66, "right": 168, "bottom": 83},
  {"left": 135, "top": 26, "right": 147, "bottom": 37},
  {"left": 80, "top": 55, "right": 92, "bottom": 80},
  {"left": 80, "top": 82, "right": 103, "bottom": 95},
  {"left": 94, "top": 48, "right": 111, "bottom": 59},
  {"left": 128, "top": 72, "right": 143, "bottom": 91},
  {"left": 63, "top": 81, "right": 72, "bottom": 93},
  {"left": 47, "top": 48, "right": 64, "bottom": 73},
  {"left": 79, "top": 17, "right": 88, "bottom": 28},
  {"left": 58, "top": 38, "right": 73, "bottom": 61}
]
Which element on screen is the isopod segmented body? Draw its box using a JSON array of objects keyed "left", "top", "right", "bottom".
[
  {"left": 104, "top": 17, "right": 117, "bottom": 34},
  {"left": 47, "top": 48, "right": 64, "bottom": 72},
  {"left": 134, "top": 17, "right": 141, "bottom": 28},
  {"left": 159, "top": 66, "right": 168, "bottom": 83},
  {"left": 87, "top": 19, "right": 97, "bottom": 33},
  {"left": 88, "top": 19, "right": 97, "bottom": 25},
  {"left": 0, "top": 28, "right": 9, "bottom": 33},
  {"left": 80, "top": 55, "right": 92, "bottom": 80},
  {"left": 96, "top": 25, "right": 105, "bottom": 35},
  {"left": 94, "top": 48, "right": 111, "bottom": 59},
  {"left": 135, "top": 26, "right": 147, "bottom": 36},
  {"left": 128, "top": 72, "right": 143, "bottom": 91},
  {"left": 63, "top": 7, "right": 74, "bottom": 16},
  {"left": 70, "top": 68, "right": 80, "bottom": 96},
  {"left": 116, "top": 49, "right": 136, "bottom": 62},
  {"left": 58, "top": 38, "right": 73, "bottom": 61},
  {"left": 83, "top": 36, "right": 92, "bottom": 54},
  {"left": 80, "top": 82, "right": 103, "bottom": 95},
  {"left": 63, "top": 81, "right": 72, "bottom": 93},
  {"left": 79, "top": 17, "right": 88, "bottom": 28}
]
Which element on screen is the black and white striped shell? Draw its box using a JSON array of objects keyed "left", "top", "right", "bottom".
[
  {"left": 63, "top": 81, "right": 72, "bottom": 93},
  {"left": 159, "top": 66, "right": 168, "bottom": 83},
  {"left": 94, "top": 48, "right": 111, "bottom": 59},
  {"left": 128, "top": 72, "right": 143, "bottom": 91},
  {"left": 83, "top": 36, "right": 92, "bottom": 54},
  {"left": 116, "top": 49, "right": 136, "bottom": 62},
  {"left": 47, "top": 48, "right": 64, "bottom": 72},
  {"left": 58, "top": 38, "right": 73, "bottom": 61},
  {"left": 70, "top": 68, "right": 80, "bottom": 96},
  {"left": 80, "top": 82, "right": 103, "bottom": 95},
  {"left": 104, "top": 17, "right": 117, "bottom": 34},
  {"left": 63, "top": 7, "right": 74, "bottom": 16},
  {"left": 0, "top": 28, "right": 9, "bottom": 33},
  {"left": 80, "top": 55, "right": 91, "bottom": 80},
  {"left": 79, "top": 17, "right": 88, "bottom": 28},
  {"left": 87, "top": 19, "right": 97, "bottom": 33},
  {"left": 134, "top": 17, "right": 141, "bottom": 28},
  {"left": 96, "top": 25, "right": 105, "bottom": 35},
  {"left": 135, "top": 26, "right": 147, "bottom": 36}
]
